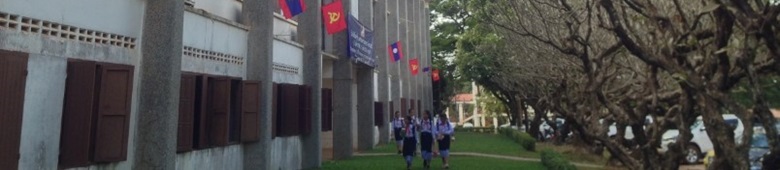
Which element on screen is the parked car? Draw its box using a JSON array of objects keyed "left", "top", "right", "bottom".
[
  {"left": 703, "top": 127, "right": 770, "bottom": 170},
  {"left": 659, "top": 114, "right": 744, "bottom": 164},
  {"left": 606, "top": 116, "right": 654, "bottom": 140}
]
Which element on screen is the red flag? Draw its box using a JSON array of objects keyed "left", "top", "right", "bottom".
[
  {"left": 322, "top": 0, "right": 347, "bottom": 34},
  {"left": 410, "top": 58, "right": 419, "bottom": 75},
  {"left": 432, "top": 69, "right": 440, "bottom": 81}
]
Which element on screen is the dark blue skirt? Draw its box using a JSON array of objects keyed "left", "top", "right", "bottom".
[
  {"left": 394, "top": 128, "right": 403, "bottom": 141},
  {"left": 403, "top": 137, "right": 417, "bottom": 156},
  {"left": 437, "top": 135, "right": 451, "bottom": 151},
  {"left": 420, "top": 132, "right": 433, "bottom": 152}
]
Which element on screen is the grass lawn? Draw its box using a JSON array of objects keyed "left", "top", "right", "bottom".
[
  {"left": 368, "top": 132, "right": 530, "bottom": 156},
  {"left": 322, "top": 155, "right": 546, "bottom": 170},
  {"left": 355, "top": 132, "right": 609, "bottom": 170}
]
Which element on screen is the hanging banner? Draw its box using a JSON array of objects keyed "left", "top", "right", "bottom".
[
  {"left": 347, "top": 14, "right": 376, "bottom": 67},
  {"left": 323, "top": 0, "right": 347, "bottom": 34}
]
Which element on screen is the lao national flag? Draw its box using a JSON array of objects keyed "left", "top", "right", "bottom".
[
  {"left": 322, "top": 0, "right": 347, "bottom": 34},
  {"left": 279, "top": 0, "right": 306, "bottom": 19},
  {"left": 423, "top": 67, "right": 430, "bottom": 72},
  {"left": 388, "top": 41, "right": 403, "bottom": 62},
  {"left": 432, "top": 69, "right": 440, "bottom": 82},
  {"left": 410, "top": 58, "right": 419, "bottom": 75}
]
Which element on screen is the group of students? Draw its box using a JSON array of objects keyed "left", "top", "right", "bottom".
[{"left": 392, "top": 109, "right": 454, "bottom": 170}]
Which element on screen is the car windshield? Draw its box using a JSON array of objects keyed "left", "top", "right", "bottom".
[{"left": 751, "top": 133, "right": 769, "bottom": 148}]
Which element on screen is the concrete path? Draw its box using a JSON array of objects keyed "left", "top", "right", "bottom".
[{"left": 354, "top": 152, "right": 603, "bottom": 169}]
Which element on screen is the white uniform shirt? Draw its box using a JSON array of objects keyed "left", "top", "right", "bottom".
[
  {"left": 436, "top": 120, "right": 453, "bottom": 135},
  {"left": 392, "top": 117, "right": 404, "bottom": 129},
  {"left": 420, "top": 119, "right": 435, "bottom": 134}
]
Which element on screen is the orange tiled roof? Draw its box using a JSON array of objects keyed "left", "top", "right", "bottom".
[{"left": 451, "top": 94, "right": 473, "bottom": 102}]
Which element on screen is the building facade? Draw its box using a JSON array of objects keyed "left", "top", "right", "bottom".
[{"left": 0, "top": 0, "right": 432, "bottom": 169}]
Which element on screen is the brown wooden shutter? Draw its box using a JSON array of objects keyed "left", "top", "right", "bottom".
[
  {"left": 93, "top": 64, "right": 134, "bottom": 162},
  {"left": 0, "top": 50, "right": 27, "bottom": 169},
  {"left": 374, "top": 102, "right": 383, "bottom": 126},
  {"left": 410, "top": 100, "right": 416, "bottom": 115},
  {"left": 321, "top": 89, "right": 332, "bottom": 131},
  {"left": 59, "top": 60, "right": 97, "bottom": 168},
  {"left": 299, "top": 85, "right": 312, "bottom": 135},
  {"left": 209, "top": 77, "right": 231, "bottom": 146},
  {"left": 278, "top": 84, "right": 300, "bottom": 136},
  {"left": 241, "top": 81, "right": 260, "bottom": 142},
  {"left": 177, "top": 74, "right": 196, "bottom": 152},
  {"left": 194, "top": 75, "right": 210, "bottom": 148},
  {"left": 272, "top": 83, "right": 278, "bottom": 138}
]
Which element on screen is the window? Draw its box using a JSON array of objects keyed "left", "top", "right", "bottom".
[
  {"left": 59, "top": 60, "right": 134, "bottom": 168},
  {"left": 277, "top": 83, "right": 300, "bottom": 137},
  {"left": 274, "top": 83, "right": 313, "bottom": 137},
  {"left": 0, "top": 50, "right": 28, "bottom": 169},
  {"left": 321, "top": 88, "right": 333, "bottom": 131},
  {"left": 374, "top": 102, "right": 383, "bottom": 126},
  {"left": 176, "top": 74, "right": 261, "bottom": 152}
]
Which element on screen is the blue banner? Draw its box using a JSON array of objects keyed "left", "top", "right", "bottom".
[{"left": 347, "top": 14, "right": 376, "bottom": 67}]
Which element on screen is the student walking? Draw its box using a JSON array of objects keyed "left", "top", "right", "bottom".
[
  {"left": 419, "top": 111, "right": 435, "bottom": 169},
  {"left": 393, "top": 111, "right": 404, "bottom": 154},
  {"left": 402, "top": 116, "right": 417, "bottom": 170},
  {"left": 436, "top": 114, "right": 454, "bottom": 169}
]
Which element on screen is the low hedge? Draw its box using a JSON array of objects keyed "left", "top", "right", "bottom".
[
  {"left": 540, "top": 149, "right": 577, "bottom": 170},
  {"left": 498, "top": 128, "right": 536, "bottom": 151}
]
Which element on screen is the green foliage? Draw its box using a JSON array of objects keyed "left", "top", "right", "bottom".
[
  {"left": 540, "top": 149, "right": 578, "bottom": 170},
  {"left": 731, "top": 75, "right": 780, "bottom": 108},
  {"left": 498, "top": 128, "right": 536, "bottom": 151}
]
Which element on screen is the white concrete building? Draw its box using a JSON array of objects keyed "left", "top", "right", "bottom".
[{"left": 0, "top": 0, "right": 432, "bottom": 169}]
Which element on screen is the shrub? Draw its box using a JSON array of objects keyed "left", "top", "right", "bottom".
[
  {"left": 541, "top": 149, "right": 577, "bottom": 170},
  {"left": 498, "top": 128, "right": 536, "bottom": 151}
]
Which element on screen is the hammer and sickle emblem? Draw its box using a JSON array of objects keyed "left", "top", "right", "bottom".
[
  {"left": 413, "top": 65, "right": 418, "bottom": 71},
  {"left": 328, "top": 12, "right": 341, "bottom": 24}
]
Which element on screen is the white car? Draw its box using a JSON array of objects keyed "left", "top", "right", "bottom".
[{"left": 659, "top": 114, "right": 744, "bottom": 164}]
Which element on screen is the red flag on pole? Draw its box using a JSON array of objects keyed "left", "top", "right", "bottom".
[
  {"left": 322, "top": 0, "right": 347, "bottom": 34},
  {"left": 432, "top": 69, "right": 440, "bottom": 81},
  {"left": 410, "top": 58, "right": 419, "bottom": 75}
]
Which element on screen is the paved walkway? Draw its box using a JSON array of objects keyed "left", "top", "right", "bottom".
[{"left": 354, "top": 152, "right": 603, "bottom": 169}]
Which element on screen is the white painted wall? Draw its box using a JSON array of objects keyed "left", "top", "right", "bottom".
[
  {"left": 1, "top": 25, "right": 141, "bottom": 169},
  {"left": 0, "top": 0, "right": 145, "bottom": 38},
  {"left": 273, "top": 15, "right": 298, "bottom": 43},
  {"left": 191, "top": 0, "right": 243, "bottom": 22},
  {"left": 272, "top": 39, "right": 304, "bottom": 84},
  {"left": 270, "top": 137, "right": 303, "bottom": 170},
  {"left": 182, "top": 11, "right": 248, "bottom": 78},
  {"left": 183, "top": 11, "right": 248, "bottom": 60},
  {"left": 175, "top": 145, "right": 243, "bottom": 170}
]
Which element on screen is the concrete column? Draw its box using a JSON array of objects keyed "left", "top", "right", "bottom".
[
  {"left": 374, "top": 0, "right": 390, "bottom": 145},
  {"left": 356, "top": 68, "right": 374, "bottom": 151},
  {"left": 458, "top": 103, "right": 464, "bottom": 124},
  {"left": 241, "top": 0, "right": 275, "bottom": 169},
  {"left": 399, "top": 0, "right": 410, "bottom": 102},
  {"left": 407, "top": 0, "right": 417, "bottom": 117},
  {"left": 299, "top": 0, "right": 323, "bottom": 168},
  {"left": 357, "top": 0, "right": 376, "bottom": 151},
  {"left": 132, "top": 0, "right": 183, "bottom": 169},
  {"left": 388, "top": 0, "right": 401, "bottom": 116},
  {"left": 331, "top": 0, "right": 355, "bottom": 160}
]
